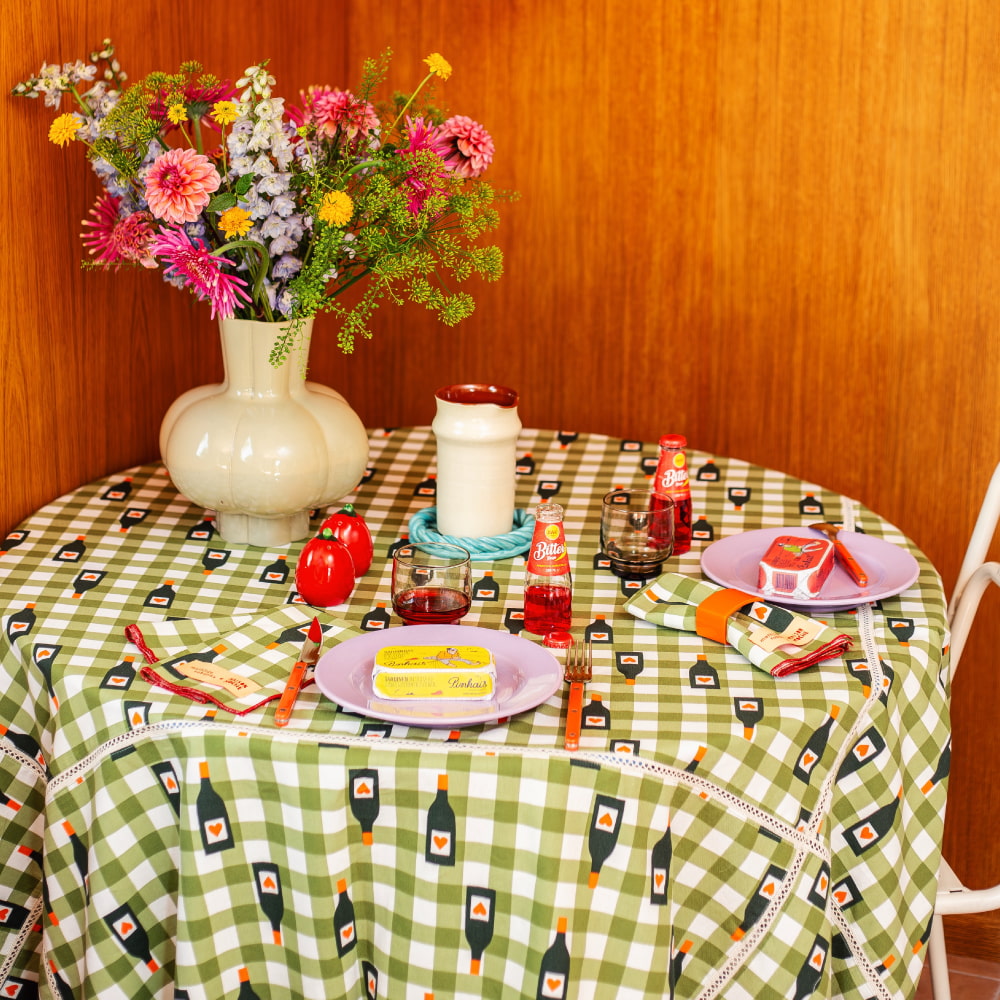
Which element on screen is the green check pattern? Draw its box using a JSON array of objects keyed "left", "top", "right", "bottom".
[{"left": 0, "top": 428, "right": 949, "bottom": 999}]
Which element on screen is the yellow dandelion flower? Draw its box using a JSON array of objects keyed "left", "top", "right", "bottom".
[
  {"left": 48, "top": 113, "right": 82, "bottom": 146},
  {"left": 167, "top": 103, "right": 188, "bottom": 125},
  {"left": 219, "top": 206, "right": 253, "bottom": 238},
  {"left": 319, "top": 190, "right": 354, "bottom": 227},
  {"left": 211, "top": 100, "right": 240, "bottom": 126},
  {"left": 424, "top": 52, "right": 452, "bottom": 80}
]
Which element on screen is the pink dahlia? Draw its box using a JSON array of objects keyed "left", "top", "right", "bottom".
[
  {"left": 144, "top": 148, "right": 221, "bottom": 225},
  {"left": 80, "top": 192, "right": 157, "bottom": 268},
  {"left": 438, "top": 115, "right": 495, "bottom": 179},
  {"left": 150, "top": 226, "right": 252, "bottom": 320},
  {"left": 298, "top": 86, "right": 379, "bottom": 140},
  {"left": 400, "top": 116, "right": 451, "bottom": 215}
]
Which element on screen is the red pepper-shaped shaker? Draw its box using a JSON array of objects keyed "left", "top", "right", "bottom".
[
  {"left": 295, "top": 528, "right": 356, "bottom": 607},
  {"left": 320, "top": 503, "right": 374, "bottom": 577}
]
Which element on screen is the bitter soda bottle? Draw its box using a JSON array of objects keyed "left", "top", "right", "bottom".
[
  {"left": 524, "top": 503, "right": 572, "bottom": 635},
  {"left": 653, "top": 434, "right": 692, "bottom": 554}
]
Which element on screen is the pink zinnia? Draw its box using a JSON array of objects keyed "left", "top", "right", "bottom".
[
  {"left": 150, "top": 226, "right": 252, "bottom": 320},
  {"left": 302, "top": 87, "right": 379, "bottom": 140},
  {"left": 80, "top": 192, "right": 157, "bottom": 268},
  {"left": 400, "top": 116, "right": 451, "bottom": 215},
  {"left": 438, "top": 115, "right": 495, "bottom": 179},
  {"left": 144, "top": 148, "right": 221, "bottom": 225}
]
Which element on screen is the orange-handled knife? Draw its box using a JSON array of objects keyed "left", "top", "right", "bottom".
[
  {"left": 810, "top": 522, "right": 869, "bottom": 587},
  {"left": 274, "top": 617, "right": 323, "bottom": 727}
]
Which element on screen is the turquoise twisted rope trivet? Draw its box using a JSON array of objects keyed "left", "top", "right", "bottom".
[{"left": 407, "top": 507, "right": 534, "bottom": 560}]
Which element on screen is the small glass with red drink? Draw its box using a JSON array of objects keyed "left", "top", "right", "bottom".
[{"left": 391, "top": 542, "right": 473, "bottom": 625}]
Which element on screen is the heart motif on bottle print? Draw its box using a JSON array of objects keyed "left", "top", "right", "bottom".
[
  {"left": 434, "top": 835, "right": 449, "bottom": 849},
  {"left": 208, "top": 823, "right": 223, "bottom": 837}
]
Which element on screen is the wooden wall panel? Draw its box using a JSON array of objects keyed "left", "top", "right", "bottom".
[{"left": 3, "top": 0, "right": 999, "bottom": 959}]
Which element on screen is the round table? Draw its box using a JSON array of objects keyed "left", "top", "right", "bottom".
[{"left": 0, "top": 427, "right": 950, "bottom": 1000}]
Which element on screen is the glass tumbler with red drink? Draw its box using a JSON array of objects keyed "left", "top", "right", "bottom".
[{"left": 391, "top": 541, "right": 473, "bottom": 625}]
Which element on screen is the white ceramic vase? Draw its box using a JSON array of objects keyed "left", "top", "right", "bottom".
[
  {"left": 159, "top": 317, "right": 370, "bottom": 547},
  {"left": 432, "top": 384, "right": 521, "bottom": 538}
]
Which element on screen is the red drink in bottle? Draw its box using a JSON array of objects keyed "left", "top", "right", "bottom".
[
  {"left": 524, "top": 504, "right": 572, "bottom": 635},
  {"left": 524, "top": 584, "right": 573, "bottom": 633},
  {"left": 653, "top": 434, "right": 692, "bottom": 554}
]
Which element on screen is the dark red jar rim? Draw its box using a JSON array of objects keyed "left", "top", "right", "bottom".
[{"left": 436, "top": 384, "right": 519, "bottom": 408}]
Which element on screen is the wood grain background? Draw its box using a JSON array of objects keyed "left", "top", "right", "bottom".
[{"left": 3, "top": 0, "right": 998, "bottom": 960}]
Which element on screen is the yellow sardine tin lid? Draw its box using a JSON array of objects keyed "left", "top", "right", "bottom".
[{"left": 373, "top": 645, "right": 494, "bottom": 670}]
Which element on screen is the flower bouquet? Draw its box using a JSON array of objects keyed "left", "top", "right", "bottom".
[{"left": 12, "top": 41, "right": 507, "bottom": 359}]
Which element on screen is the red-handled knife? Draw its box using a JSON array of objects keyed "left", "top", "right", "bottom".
[{"left": 274, "top": 617, "right": 323, "bottom": 727}]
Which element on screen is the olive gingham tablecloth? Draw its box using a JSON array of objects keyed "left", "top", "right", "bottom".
[{"left": 0, "top": 428, "right": 949, "bottom": 1000}]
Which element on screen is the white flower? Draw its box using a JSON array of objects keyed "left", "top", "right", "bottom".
[
  {"left": 250, "top": 154, "right": 275, "bottom": 176},
  {"left": 272, "top": 253, "right": 302, "bottom": 280},
  {"left": 258, "top": 172, "right": 290, "bottom": 197},
  {"left": 229, "top": 154, "right": 255, "bottom": 174},
  {"left": 254, "top": 97, "right": 284, "bottom": 121},
  {"left": 270, "top": 193, "right": 297, "bottom": 218},
  {"left": 246, "top": 189, "right": 272, "bottom": 221},
  {"left": 268, "top": 234, "right": 300, "bottom": 256},
  {"left": 260, "top": 213, "right": 290, "bottom": 240},
  {"left": 69, "top": 60, "right": 96, "bottom": 83}
]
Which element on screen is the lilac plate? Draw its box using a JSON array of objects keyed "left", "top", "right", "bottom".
[
  {"left": 700, "top": 527, "right": 921, "bottom": 612},
  {"left": 313, "top": 624, "right": 562, "bottom": 728}
]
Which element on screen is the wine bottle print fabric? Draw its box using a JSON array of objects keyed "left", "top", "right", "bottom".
[{"left": 0, "top": 427, "right": 949, "bottom": 999}]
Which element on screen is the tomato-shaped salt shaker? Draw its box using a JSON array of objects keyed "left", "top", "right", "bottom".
[
  {"left": 320, "top": 503, "right": 374, "bottom": 577},
  {"left": 295, "top": 528, "right": 356, "bottom": 607}
]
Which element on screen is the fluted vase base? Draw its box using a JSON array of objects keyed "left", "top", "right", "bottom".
[{"left": 215, "top": 511, "right": 311, "bottom": 548}]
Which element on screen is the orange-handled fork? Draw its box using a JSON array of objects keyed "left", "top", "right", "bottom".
[{"left": 563, "top": 639, "right": 592, "bottom": 751}]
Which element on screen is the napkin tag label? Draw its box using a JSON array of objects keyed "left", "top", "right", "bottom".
[
  {"left": 740, "top": 604, "right": 824, "bottom": 651},
  {"left": 175, "top": 661, "right": 263, "bottom": 696}
]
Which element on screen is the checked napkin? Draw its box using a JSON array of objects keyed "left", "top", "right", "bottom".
[
  {"left": 624, "top": 572, "right": 853, "bottom": 677},
  {"left": 123, "top": 605, "right": 358, "bottom": 715}
]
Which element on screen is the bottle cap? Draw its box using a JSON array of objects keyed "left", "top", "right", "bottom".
[
  {"left": 543, "top": 631, "right": 574, "bottom": 648},
  {"left": 659, "top": 434, "right": 687, "bottom": 449}
]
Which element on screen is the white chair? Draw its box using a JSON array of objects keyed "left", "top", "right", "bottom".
[
  {"left": 948, "top": 462, "right": 1000, "bottom": 621},
  {"left": 928, "top": 460, "right": 1000, "bottom": 999}
]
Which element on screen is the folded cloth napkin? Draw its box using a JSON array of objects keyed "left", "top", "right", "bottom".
[
  {"left": 624, "top": 572, "right": 853, "bottom": 677},
  {"left": 123, "top": 606, "right": 360, "bottom": 715}
]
